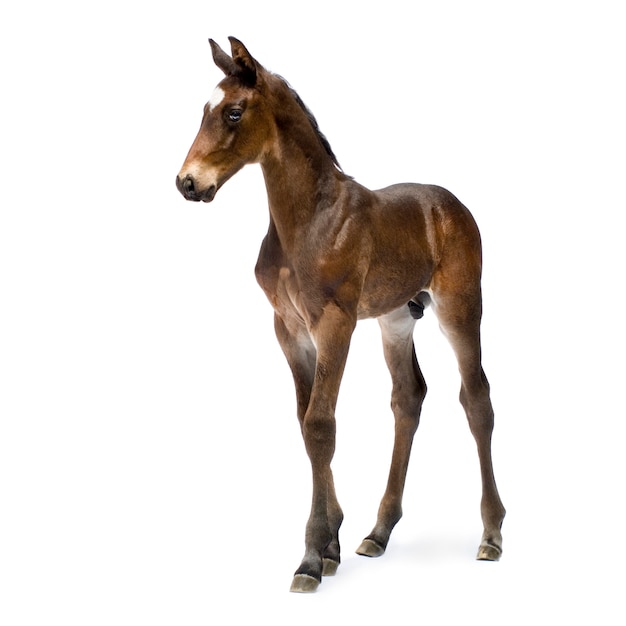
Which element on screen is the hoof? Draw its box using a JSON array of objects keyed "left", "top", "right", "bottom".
[
  {"left": 290, "top": 574, "right": 321, "bottom": 593},
  {"left": 322, "top": 558, "right": 339, "bottom": 576},
  {"left": 477, "top": 543, "right": 502, "bottom": 561},
  {"left": 355, "top": 538, "right": 385, "bottom": 558}
]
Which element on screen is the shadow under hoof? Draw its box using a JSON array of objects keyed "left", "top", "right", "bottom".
[
  {"left": 355, "top": 538, "right": 386, "bottom": 558},
  {"left": 322, "top": 558, "right": 339, "bottom": 576},
  {"left": 290, "top": 574, "right": 321, "bottom": 593},
  {"left": 476, "top": 543, "right": 502, "bottom": 561}
]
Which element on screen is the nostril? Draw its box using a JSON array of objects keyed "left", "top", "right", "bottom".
[
  {"left": 176, "top": 174, "right": 199, "bottom": 200},
  {"left": 182, "top": 175, "right": 195, "bottom": 195}
]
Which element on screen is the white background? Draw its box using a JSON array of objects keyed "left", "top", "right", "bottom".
[{"left": 1, "top": 1, "right": 624, "bottom": 623}]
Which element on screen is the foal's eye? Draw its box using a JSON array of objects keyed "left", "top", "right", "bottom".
[{"left": 228, "top": 109, "right": 243, "bottom": 123}]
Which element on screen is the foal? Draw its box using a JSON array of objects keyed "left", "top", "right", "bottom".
[{"left": 176, "top": 37, "right": 505, "bottom": 593}]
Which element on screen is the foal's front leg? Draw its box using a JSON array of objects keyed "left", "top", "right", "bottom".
[{"left": 287, "top": 303, "right": 355, "bottom": 593}]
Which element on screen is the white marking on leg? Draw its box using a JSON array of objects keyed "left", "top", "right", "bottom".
[{"left": 208, "top": 86, "right": 225, "bottom": 111}]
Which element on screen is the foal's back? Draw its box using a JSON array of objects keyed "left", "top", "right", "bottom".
[{"left": 352, "top": 182, "right": 481, "bottom": 319}]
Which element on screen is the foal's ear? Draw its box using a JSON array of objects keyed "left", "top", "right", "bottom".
[
  {"left": 209, "top": 37, "right": 258, "bottom": 86},
  {"left": 228, "top": 36, "right": 258, "bottom": 86},
  {"left": 209, "top": 39, "right": 239, "bottom": 76}
]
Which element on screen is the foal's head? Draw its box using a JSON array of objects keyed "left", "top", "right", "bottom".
[
  {"left": 176, "top": 37, "right": 342, "bottom": 203},
  {"left": 176, "top": 37, "right": 276, "bottom": 202}
]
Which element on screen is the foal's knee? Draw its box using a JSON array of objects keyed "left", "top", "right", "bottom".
[
  {"left": 302, "top": 412, "right": 336, "bottom": 461},
  {"left": 391, "top": 377, "right": 426, "bottom": 434},
  {"left": 459, "top": 378, "right": 494, "bottom": 435}
]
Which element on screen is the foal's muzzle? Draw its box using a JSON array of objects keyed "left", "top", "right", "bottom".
[{"left": 175, "top": 174, "right": 217, "bottom": 203}]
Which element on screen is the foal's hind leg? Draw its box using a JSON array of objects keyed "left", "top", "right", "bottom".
[
  {"left": 431, "top": 288, "right": 506, "bottom": 560},
  {"left": 357, "top": 306, "right": 426, "bottom": 557}
]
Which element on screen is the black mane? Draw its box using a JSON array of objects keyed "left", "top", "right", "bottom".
[{"left": 276, "top": 75, "right": 344, "bottom": 173}]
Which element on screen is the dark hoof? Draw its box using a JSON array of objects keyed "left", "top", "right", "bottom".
[
  {"left": 322, "top": 558, "right": 339, "bottom": 576},
  {"left": 290, "top": 573, "right": 321, "bottom": 593},
  {"left": 355, "top": 538, "right": 386, "bottom": 558},
  {"left": 477, "top": 543, "right": 502, "bottom": 561}
]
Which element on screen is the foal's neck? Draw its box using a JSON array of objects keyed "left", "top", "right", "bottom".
[{"left": 259, "top": 95, "right": 347, "bottom": 252}]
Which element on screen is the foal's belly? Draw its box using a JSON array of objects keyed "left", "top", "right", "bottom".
[{"left": 357, "top": 273, "right": 431, "bottom": 319}]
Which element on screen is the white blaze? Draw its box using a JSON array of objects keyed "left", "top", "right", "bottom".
[{"left": 208, "top": 86, "right": 226, "bottom": 111}]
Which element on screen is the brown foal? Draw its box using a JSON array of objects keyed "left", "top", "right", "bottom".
[{"left": 176, "top": 37, "right": 505, "bottom": 593}]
